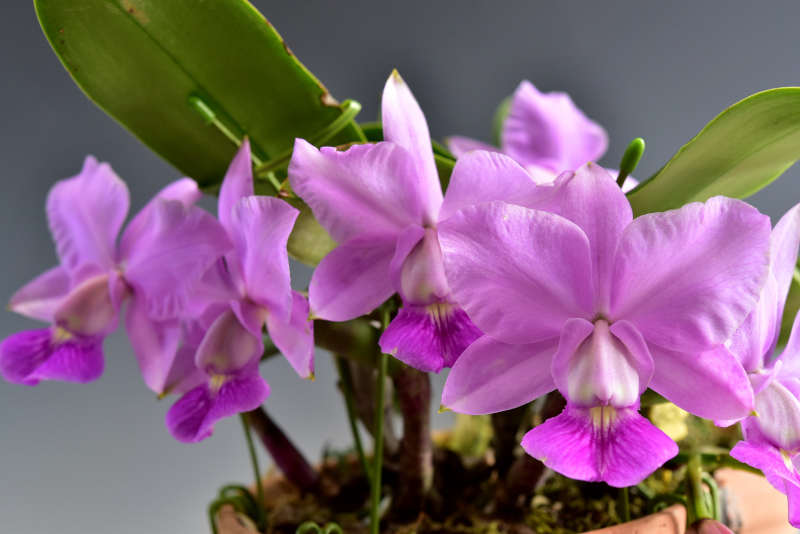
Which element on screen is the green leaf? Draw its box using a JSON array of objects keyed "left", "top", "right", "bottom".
[
  {"left": 627, "top": 88, "right": 800, "bottom": 216},
  {"left": 435, "top": 154, "right": 455, "bottom": 193},
  {"left": 360, "top": 122, "right": 384, "bottom": 143},
  {"left": 490, "top": 95, "right": 511, "bottom": 147},
  {"left": 779, "top": 266, "right": 800, "bottom": 347},
  {"left": 35, "top": 0, "right": 364, "bottom": 188},
  {"left": 284, "top": 198, "right": 336, "bottom": 267}
]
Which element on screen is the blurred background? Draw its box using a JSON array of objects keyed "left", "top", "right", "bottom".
[{"left": 2, "top": 1, "right": 800, "bottom": 532}]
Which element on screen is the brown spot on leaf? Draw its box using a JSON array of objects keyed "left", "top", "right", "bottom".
[
  {"left": 120, "top": 0, "right": 150, "bottom": 24},
  {"left": 283, "top": 41, "right": 294, "bottom": 57},
  {"left": 321, "top": 93, "right": 340, "bottom": 107},
  {"left": 59, "top": 29, "right": 64, "bottom": 33}
]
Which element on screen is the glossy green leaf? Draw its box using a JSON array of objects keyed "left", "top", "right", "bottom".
[
  {"left": 779, "top": 266, "right": 800, "bottom": 347},
  {"left": 284, "top": 198, "right": 336, "bottom": 267},
  {"left": 35, "top": 0, "right": 364, "bottom": 188},
  {"left": 435, "top": 154, "right": 455, "bottom": 193},
  {"left": 627, "top": 88, "right": 800, "bottom": 216},
  {"left": 490, "top": 95, "right": 511, "bottom": 147},
  {"left": 360, "top": 122, "right": 384, "bottom": 143}
]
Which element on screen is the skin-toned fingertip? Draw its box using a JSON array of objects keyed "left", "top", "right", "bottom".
[{"left": 438, "top": 405, "right": 451, "bottom": 414}]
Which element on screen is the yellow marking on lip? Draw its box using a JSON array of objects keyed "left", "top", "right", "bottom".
[
  {"left": 51, "top": 327, "right": 74, "bottom": 344},
  {"left": 209, "top": 374, "right": 227, "bottom": 395}
]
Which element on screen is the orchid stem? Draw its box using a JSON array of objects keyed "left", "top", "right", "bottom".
[
  {"left": 686, "top": 453, "right": 712, "bottom": 525},
  {"left": 701, "top": 473, "right": 721, "bottom": 521},
  {"left": 370, "top": 307, "right": 391, "bottom": 534},
  {"left": 619, "top": 487, "right": 631, "bottom": 523},
  {"left": 239, "top": 413, "right": 266, "bottom": 531},
  {"left": 335, "top": 355, "right": 372, "bottom": 481}
]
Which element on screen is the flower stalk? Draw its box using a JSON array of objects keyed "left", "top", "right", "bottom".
[
  {"left": 239, "top": 414, "right": 266, "bottom": 531},
  {"left": 370, "top": 306, "right": 392, "bottom": 534},
  {"left": 335, "top": 355, "right": 371, "bottom": 480},
  {"left": 686, "top": 454, "right": 713, "bottom": 525},
  {"left": 245, "top": 407, "right": 319, "bottom": 494}
]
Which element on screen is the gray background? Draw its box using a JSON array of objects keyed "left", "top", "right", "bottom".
[{"left": 2, "top": 1, "right": 800, "bottom": 533}]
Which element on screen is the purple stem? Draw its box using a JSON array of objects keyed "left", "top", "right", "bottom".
[{"left": 245, "top": 407, "right": 319, "bottom": 494}]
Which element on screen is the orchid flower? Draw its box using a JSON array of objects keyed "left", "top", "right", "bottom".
[
  {"left": 165, "top": 140, "right": 314, "bottom": 443},
  {"left": 446, "top": 80, "right": 635, "bottom": 184},
  {"left": 438, "top": 163, "right": 771, "bottom": 486},
  {"left": 720, "top": 203, "right": 800, "bottom": 527},
  {"left": 0, "top": 157, "right": 231, "bottom": 386},
  {"left": 289, "top": 71, "right": 576, "bottom": 373}
]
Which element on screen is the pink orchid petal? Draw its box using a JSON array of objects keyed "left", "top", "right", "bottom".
[
  {"left": 124, "top": 295, "right": 182, "bottom": 395},
  {"left": 609, "top": 320, "right": 656, "bottom": 395},
  {"left": 122, "top": 199, "right": 232, "bottom": 320},
  {"left": 441, "top": 335, "right": 559, "bottom": 415},
  {"left": 748, "top": 377, "right": 800, "bottom": 452},
  {"left": 118, "top": 178, "right": 202, "bottom": 262},
  {"left": 561, "top": 164, "right": 632, "bottom": 313},
  {"left": 522, "top": 404, "right": 677, "bottom": 487},
  {"left": 0, "top": 328, "right": 104, "bottom": 385},
  {"left": 393, "top": 227, "right": 450, "bottom": 306},
  {"left": 230, "top": 196, "right": 297, "bottom": 321},
  {"left": 648, "top": 343, "right": 754, "bottom": 420},
  {"left": 381, "top": 71, "right": 442, "bottom": 224},
  {"left": 189, "top": 258, "right": 243, "bottom": 314},
  {"left": 604, "top": 170, "right": 639, "bottom": 193},
  {"left": 444, "top": 136, "right": 501, "bottom": 158},
  {"left": 729, "top": 275, "right": 779, "bottom": 373},
  {"left": 9, "top": 266, "right": 71, "bottom": 322},
  {"left": 266, "top": 291, "right": 315, "bottom": 379},
  {"left": 389, "top": 224, "right": 426, "bottom": 302},
  {"left": 288, "top": 139, "right": 424, "bottom": 243},
  {"left": 218, "top": 139, "right": 255, "bottom": 235},
  {"left": 162, "top": 345, "right": 207, "bottom": 396},
  {"left": 730, "top": 439, "right": 798, "bottom": 486},
  {"left": 47, "top": 156, "right": 129, "bottom": 274},
  {"left": 553, "top": 319, "right": 652, "bottom": 408},
  {"left": 439, "top": 151, "right": 572, "bottom": 222},
  {"left": 771, "top": 203, "right": 800, "bottom": 335},
  {"left": 610, "top": 197, "right": 771, "bottom": 353},
  {"left": 502, "top": 80, "right": 608, "bottom": 172},
  {"left": 439, "top": 201, "right": 593, "bottom": 344},
  {"left": 551, "top": 318, "right": 596, "bottom": 399},
  {"left": 787, "top": 481, "right": 800, "bottom": 528},
  {"left": 379, "top": 302, "right": 482, "bottom": 373},
  {"left": 195, "top": 308, "right": 263, "bottom": 374},
  {"left": 230, "top": 300, "right": 267, "bottom": 341},
  {"left": 53, "top": 274, "right": 122, "bottom": 337},
  {"left": 779, "top": 312, "right": 800, "bottom": 377},
  {"left": 165, "top": 364, "right": 269, "bottom": 443},
  {"left": 308, "top": 233, "right": 397, "bottom": 321}
]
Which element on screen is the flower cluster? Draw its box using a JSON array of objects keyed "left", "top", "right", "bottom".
[
  {"left": 1, "top": 142, "right": 314, "bottom": 443},
  {"left": 5, "top": 70, "right": 800, "bottom": 528}
]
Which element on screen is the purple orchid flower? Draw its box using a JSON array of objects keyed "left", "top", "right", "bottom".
[
  {"left": 289, "top": 71, "right": 576, "bottom": 373},
  {"left": 1, "top": 157, "right": 231, "bottom": 387},
  {"left": 438, "top": 163, "right": 771, "bottom": 486},
  {"left": 446, "top": 81, "right": 637, "bottom": 191},
  {"left": 718, "top": 204, "right": 800, "bottom": 527},
  {"left": 165, "top": 140, "right": 314, "bottom": 443}
]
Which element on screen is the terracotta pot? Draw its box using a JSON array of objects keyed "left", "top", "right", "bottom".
[{"left": 214, "top": 468, "right": 791, "bottom": 534}]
